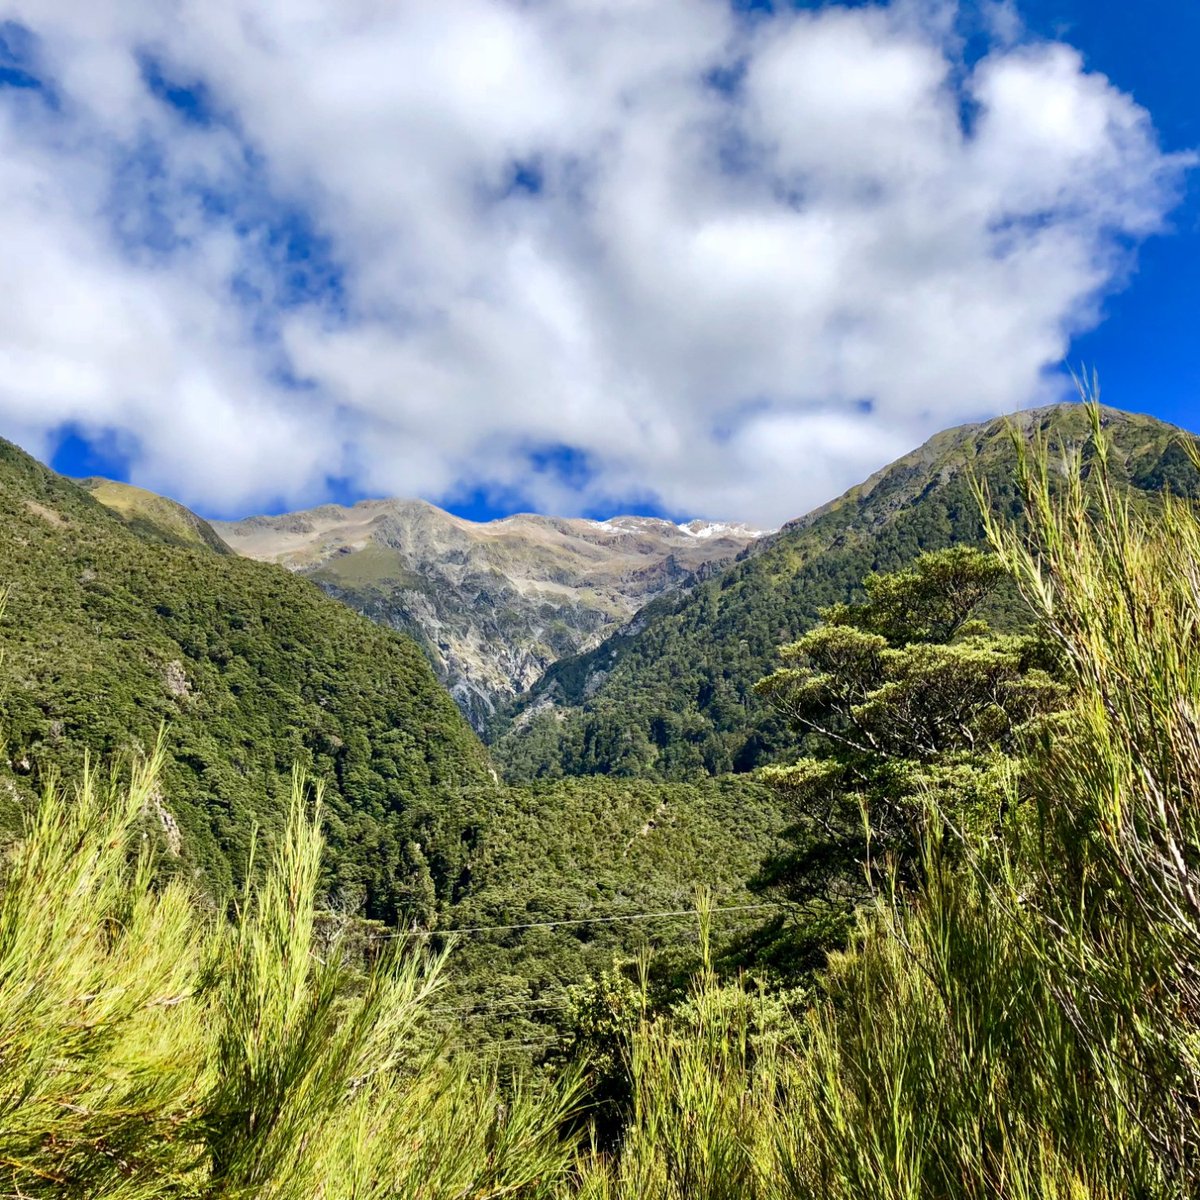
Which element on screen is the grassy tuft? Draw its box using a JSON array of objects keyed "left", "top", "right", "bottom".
[{"left": 0, "top": 754, "right": 581, "bottom": 1198}]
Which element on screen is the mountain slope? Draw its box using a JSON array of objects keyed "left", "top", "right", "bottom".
[
  {"left": 3, "top": 443, "right": 791, "bottom": 1039},
  {"left": 79, "top": 477, "right": 234, "bottom": 555},
  {"left": 437, "top": 774, "right": 786, "bottom": 1048},
  {"left": 214, "top": 502, "right": 764, "bottom": 729},
  {"left": 494, "top": 403, "right": 1199, "bottom": 781},
  {"left": 0, "top": 440, "right": 489, "bottom": 918}
]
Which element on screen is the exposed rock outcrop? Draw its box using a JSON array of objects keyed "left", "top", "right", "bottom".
[{"left": 215, "top": 501, "right": 767, "bottom": 730}]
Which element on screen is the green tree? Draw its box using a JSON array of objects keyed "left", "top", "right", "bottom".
[
  {"left": 556, "top": 966, "right": 646, "bottom": 1147},
  {"left": 751, "top": 547, "right": 1064, "bottom": 963}
]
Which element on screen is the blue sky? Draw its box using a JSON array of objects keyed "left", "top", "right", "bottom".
[
  {"left": 1016, "top": 0, "right": 1198, "bottom": 434},
  {"left": 0, "top": 0, "right": 1194, "bottom": 526}
]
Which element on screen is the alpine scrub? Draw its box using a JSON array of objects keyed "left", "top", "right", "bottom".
[
  {"left": 564, "top": 405, "right": 1200, "bottom": 1198},
  {"left": 4, "top": 402, "right": 1200, "bottom": 1197},
  {"left": 0, "top": 752, "right": 581, "bottom": 1199}
]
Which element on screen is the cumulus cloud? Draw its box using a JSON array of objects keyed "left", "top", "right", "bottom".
[{"left": 0, "top": 0, "right": 1190, "bottom": 524}]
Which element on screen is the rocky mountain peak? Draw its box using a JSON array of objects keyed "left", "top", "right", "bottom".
[{"left": 213, "top": 499, "right": 766, "bottom": 730}]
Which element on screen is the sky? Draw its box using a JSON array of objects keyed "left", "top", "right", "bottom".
[{"left": 0, "top": 0, "right": 1195, "bottom": 527}]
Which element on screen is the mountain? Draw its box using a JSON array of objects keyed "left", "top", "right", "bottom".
[
  {"left": 0, "top": 439, "right": 489, "bottom": 919},
  {"left": 213, "top": 502, "right": 765, "bottom": 729},
  {"left": 0, "top": 441, "right": 790, "bottom": 1039},
  {"left": 79, "top": 477, "right": 234, "bottom": 555},
  {"left": 494, "top": 403, "right": 1200, "bottom": 781}
]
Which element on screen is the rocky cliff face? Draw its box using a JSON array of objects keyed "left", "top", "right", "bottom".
[{"left": 214, "top": 501, "right": 766, "bottom": 729}]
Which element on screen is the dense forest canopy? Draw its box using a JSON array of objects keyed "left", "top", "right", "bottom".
[
  {"left": 6, "top": 404, "right": 1200, "bottom": 1195},
  {"left": 0, "top": 438, "right": 489, "bottom": 917}
]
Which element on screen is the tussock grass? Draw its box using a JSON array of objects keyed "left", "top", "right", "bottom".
[
  {"left": 0, "top": 752, "right": 581, "bottom": 1198},
  {"left": 6, "top": 400, "right": 1200, "bottom": 1198},
  {"left": 569, "top": 403, "right": 1200, "bottom": 1198}
]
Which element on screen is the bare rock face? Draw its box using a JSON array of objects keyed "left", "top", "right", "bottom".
[{"left": 215, "top": 501, "right": 767, "bottom": 730}]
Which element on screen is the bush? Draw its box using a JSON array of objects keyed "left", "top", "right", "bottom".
[
  {"left": 568, "top": 404, "right": 1200, "bottom": 1198},
  {"left": 0, "top": 750, "right": 581, "bottom": 1198}
]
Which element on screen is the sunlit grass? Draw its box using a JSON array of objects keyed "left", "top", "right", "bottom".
[
  {"left": 4, "top": 400, "right": 1200, "bottom": 1197},
  {"left": 566, "top": 402, "right": 1200, "bottom": 1198},
  {"left": 0, "top": 751, "right": 582, "bottom": 1198}
]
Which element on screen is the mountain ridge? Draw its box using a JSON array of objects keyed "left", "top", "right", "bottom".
[
  {"left": 212, "top": 499, "right": 767, "bottom": 728},
  {"left": 493, "top": 402, "right": 1199, "bottom": 780},
  {"left": 78, "top": 477, "right": 235, "bottom": 555}
]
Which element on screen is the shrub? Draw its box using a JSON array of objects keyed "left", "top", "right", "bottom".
[{"left": 0, "top": 751, "right": 581, "bottom": 1198}]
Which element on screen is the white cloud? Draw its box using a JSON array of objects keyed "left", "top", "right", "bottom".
[{"left": 0, "top": 0, "right": 1189, "bottom": 524}]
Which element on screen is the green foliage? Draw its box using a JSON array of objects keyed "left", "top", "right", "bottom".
[
  {"left": 0, "top": 438, "right": 489, "bottom": 917},
  {"left": 578, "top": 986, "right": 786, "bottom": 1199},
  {"left": 981, "top": 402, "right": 1200, "bottom": 1182},
  {"left": 434, "top": 776, "right": 788, "bottom": 1052},
  {"left": 749, "top": 547, "right": 1063, "bottom": 968},
  {"left": 819, "top": 544, "right": 1008, "bottom": 644},
  {"left": 564, "top": 405, "right": 1200, "bottom": 1199},
  {"left": 0, "top": 751, "right": 204, "bottom": 1194},
  {"left": 758, "top": 548, "right": 1061, "bottom": 768},
  {"left": 0, "top": 755, "right": 582, "bottom": 1198},
  {"left": 496, "top": 404, "right": 1196, "bottom": 782},
  {"left": 557, "top": 967, "right": 648, "bottom": 1144}
]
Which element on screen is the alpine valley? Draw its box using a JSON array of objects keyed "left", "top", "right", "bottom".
[
  {"left": 59, "top": 400, "right": 1197, "bottom": 797},
  {"left": 7, "top": 400, "right": 1200, "bottom": 1198},
  {"left": 211, "top": 503, "right": 766, "bottom": 730}
]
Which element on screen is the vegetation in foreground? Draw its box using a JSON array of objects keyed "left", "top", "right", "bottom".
[
  {"left": 4, "top": 406, "right": 1200, "bottom": 1196},
  {"left": 0, "top": 753, "right": 582, "bottom": 1198},
  {"left": 565, "top": 409, "right": 1200, "bottom": 1197}
]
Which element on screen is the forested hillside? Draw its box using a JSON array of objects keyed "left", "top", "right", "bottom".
[
  {"left": 0, "top": 438, "right": 489, "bottom": 916},
  {"left": 495, "top": 404, "right": 1199, "bottom": 781},
  {"left": 0, "top": 437, "right": 791, "bottom": 1027},
  {"left": 430, "top": 775, "right": 785, "bottom": 1049}
]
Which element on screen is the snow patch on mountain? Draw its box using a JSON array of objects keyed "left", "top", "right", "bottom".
[
  {"left": 587, "top": 516, "right": 773, "bottom": 539},
  {"left": 678, "top": 520, "right": 773, "bottom": 539}
]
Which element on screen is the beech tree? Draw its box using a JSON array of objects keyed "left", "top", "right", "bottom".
[{"left": 751, "top": 547, "right": 1064, "bottom": 958}]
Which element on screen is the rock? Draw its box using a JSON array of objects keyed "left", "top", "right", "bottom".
[{"left": 215, "top": 500, "right": 768, "bottom": 730}]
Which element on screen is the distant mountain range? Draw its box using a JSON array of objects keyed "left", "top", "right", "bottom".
[
  {"left": 210, "top": 502, "right": 766, "bottom": 729},
  {"left": 71, "top": 402, "right": 1198, "bottom": 777}
]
